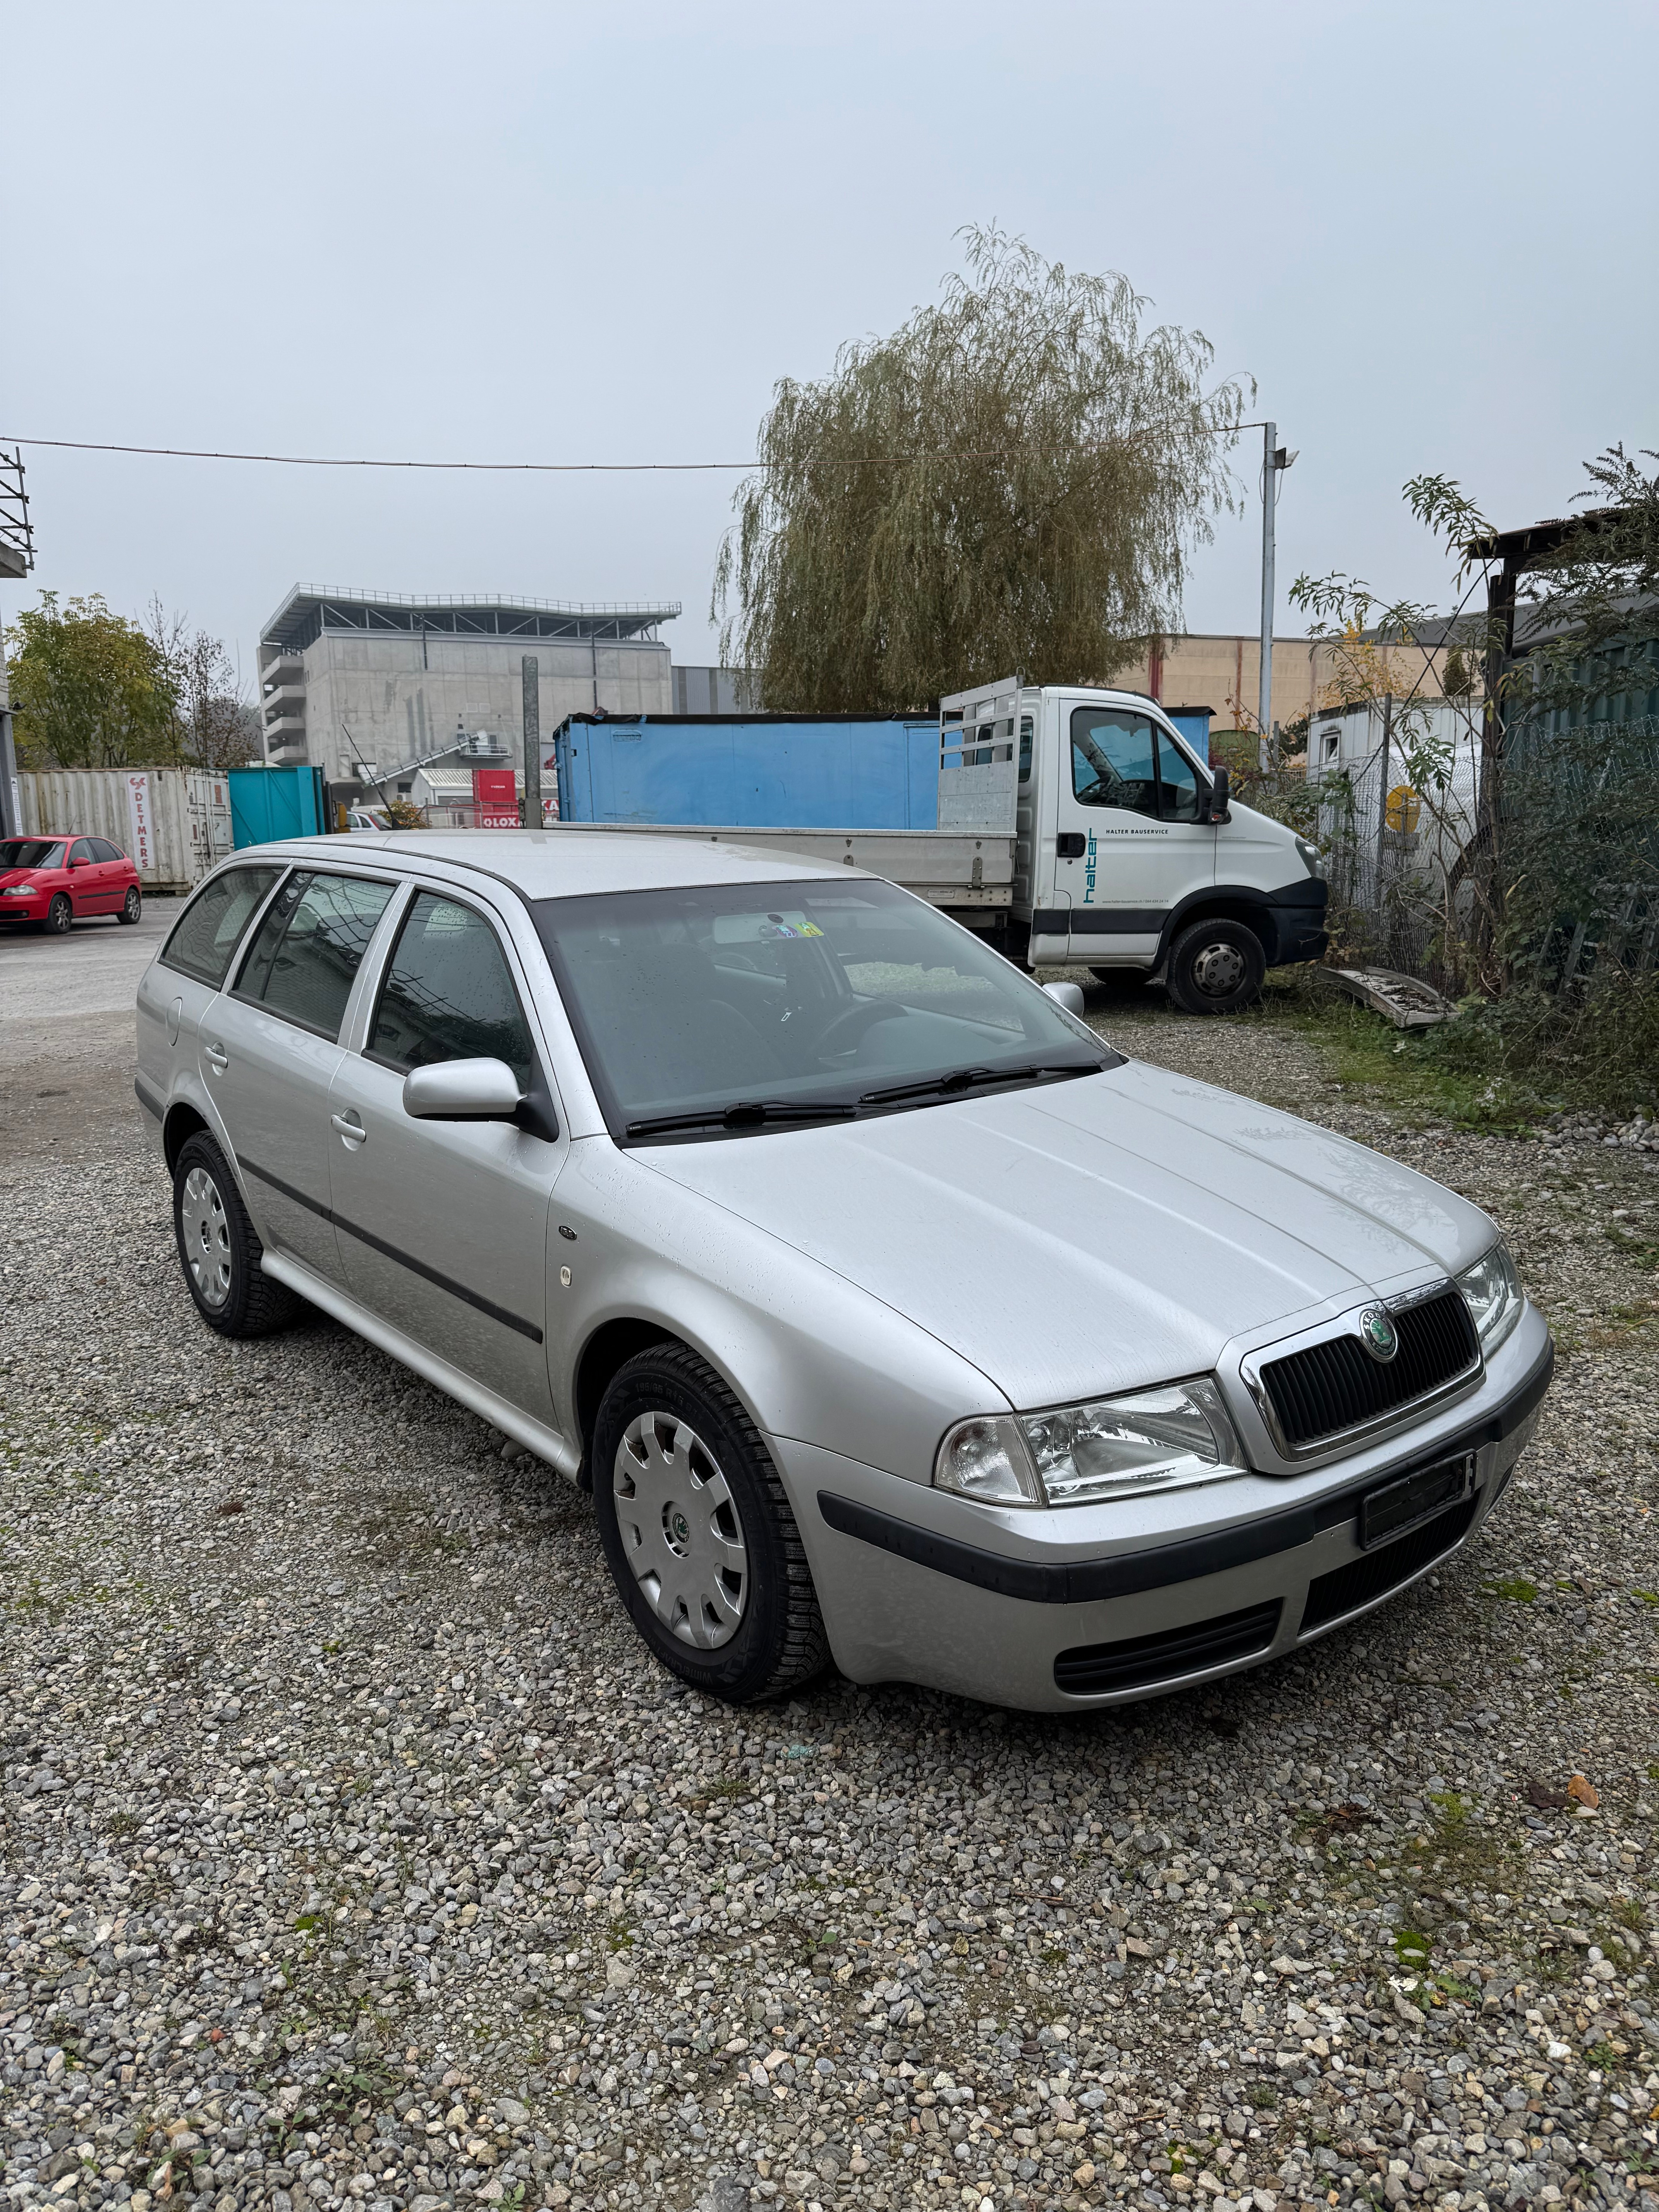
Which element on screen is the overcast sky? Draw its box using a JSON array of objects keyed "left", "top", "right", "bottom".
[{"left": 5, "top": 0, "right": 1655, "bottom": 687}]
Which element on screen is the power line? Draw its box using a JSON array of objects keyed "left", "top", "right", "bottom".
[{"left": 0, "top": 423, "right": 1270, "bottom": 474}]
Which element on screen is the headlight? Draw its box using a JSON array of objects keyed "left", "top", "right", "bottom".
[
  {"left": 1294, "top": 836, "right": 1321, "bottom": 878},
  {"left": 1456, "top": 1241, "right": 1523, "bottom": 1354},
  {"left": 935, "top": 1376, "right": 1247, "bottom": 1510},
  {"left": 2, "top": 883, "right": 36, "bottom": 896},
  {"left": 933, "top": 1416, "right": 1046, "bottom": 1508}
]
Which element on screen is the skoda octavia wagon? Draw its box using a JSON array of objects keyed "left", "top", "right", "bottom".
[{"left": 135, "top": 833, "right": 1553, "bottom": 1711}]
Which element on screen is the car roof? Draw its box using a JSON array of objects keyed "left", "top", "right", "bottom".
[{"left": 230, "top": 828, "right": 874, "bottom": 898}]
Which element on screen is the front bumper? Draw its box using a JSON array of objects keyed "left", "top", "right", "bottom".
[
  {"left": 0, "top": 898, "right": 46, "bottom": 921},
  {"left": 781, "top": 1303, "right": 1552, "bottom": 1711},
  {"left": 1261, "top": 877, "right": 1329, "bottom": 967}
]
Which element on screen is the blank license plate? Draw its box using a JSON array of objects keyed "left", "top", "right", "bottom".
[{"left": 1360, "top": 1454, "right": 1475, "bottom": 1549}]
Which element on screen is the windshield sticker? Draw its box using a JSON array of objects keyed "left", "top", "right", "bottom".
[{"left": 713, "top": 911, "right": 825, "bottom": 943}]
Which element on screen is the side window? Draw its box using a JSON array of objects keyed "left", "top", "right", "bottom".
[
  {"left": 1156, "top": 733, "right": 1202, "bottom": 823},
  {"left": 69, "top": 838, "right": 94, "bottom": 866},
  {"left": 1018, "top": 714, "right": 1034, "bottom": 785},
  {"left": 1070, "top": 708, "right": 1158, "bottom": 817},
  {"left": 368, "top": 893, "right": 535, "bottom": 1089},
  {"left": 237, "top": 871, "right": 396, "bottom": 1038},
  {"left": 160, "top": 865, "right": 283, "bottom": 988},
  {"left": 89, "top": 838, "right": 124, "bottom": 862}
]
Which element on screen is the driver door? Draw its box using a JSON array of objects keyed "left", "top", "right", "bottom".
[{"left": 1057, "top": 702, "right": 1215, "bottom": 965}]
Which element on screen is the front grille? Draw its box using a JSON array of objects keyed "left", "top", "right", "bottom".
[
  {"left": 1260, "top": 1290, "right": 1478, "bottom": 1450},
  {"left": 1054, "top": 1599, "right": 1281, "bottom": 1697},
  {"left": 1300, "top": 1494, "right": 1479, "bottom": 1634}
]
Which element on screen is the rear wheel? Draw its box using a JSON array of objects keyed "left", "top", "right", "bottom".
[
  {"left": 592, "top": 1343, "right": 828, "bottom": 1703},
  {"left": 1166, "top": 917, "right": 1266, "bottom": 1015},
  {"left": 119, "top": 886, "right": 142, "bottom": 924},
  {"left": 172, "top": 1132, "right": 302, "bottom": 1336},
  {"left": 45, "top": 894, "right": 72, "bottom": 935}
]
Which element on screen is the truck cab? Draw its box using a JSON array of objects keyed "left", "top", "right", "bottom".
[{"left": 940, "top": 680, "right": 1328, "bottom": 1013}]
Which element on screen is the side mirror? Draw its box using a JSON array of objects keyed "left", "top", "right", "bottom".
[
  {"left": 1042, "top": 980, "right": 1086, "bottom": 1016},
  {"left": 403, "top": 1057, "right": 523, "bottom": 1121},
  {"left": 1206, "top": 767, "right": 1231, "bottom": 823}
]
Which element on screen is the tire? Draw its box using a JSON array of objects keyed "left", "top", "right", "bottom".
[
  {"left": 118, "top": 886, "right": 142, "bottom": 924},
  {"left": 172, "top": 1132, "right": 302, "bottom": 1337},
  {"left": 45, "top": 893, "right": 72, "bottom": 935},
  {"left": 592, "top": 1343, "right": 829, "bottom": 1704},
  {"left": 1166, "top": 918, "right": 1267, "bottom": 1016}
]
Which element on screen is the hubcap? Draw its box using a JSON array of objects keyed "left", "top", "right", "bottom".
[
  {"left": 180, "top": 1165, "right": 233, "bottom": 1308},
  {"left": 613, "top": 1412, "right": 748, "bottom": 1649},
  {"left": 1191, "top": 940, "right": 1246, "bottom": 997}
]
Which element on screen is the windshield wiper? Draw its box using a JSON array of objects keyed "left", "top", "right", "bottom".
[
  {"left": 625, "top": 1099, "right": 860, "bottom": 1139},
  {"left": 859, "top": 1059, "right": 1104, "bottom": 1108}
]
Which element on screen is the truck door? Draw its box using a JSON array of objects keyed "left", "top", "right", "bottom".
[{"left": 1056, "top": 701, "right": 1216, "bottom": 967}]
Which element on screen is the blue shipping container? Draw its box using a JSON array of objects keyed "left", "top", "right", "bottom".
[
  {"left": 1166, "top": 707, "right": 1212, "bottom": 764},
  {"left": 228, "top": 764, "right": 328, "bottom": 849},
  {"left": 554, "top": 715, "right": 941, "bottom": 830}
]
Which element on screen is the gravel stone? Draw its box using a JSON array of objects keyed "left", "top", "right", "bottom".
[{"left": 0, "top": 979, "right": 1655, "bottom": 2212}]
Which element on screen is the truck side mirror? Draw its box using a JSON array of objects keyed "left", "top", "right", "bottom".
[{"left": 1206, "top": 768, "right": 1231, "bottom": 823}]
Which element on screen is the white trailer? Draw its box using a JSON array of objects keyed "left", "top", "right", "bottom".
[{"left": 17, "top": 769, "right": 234, "bottom": 893}]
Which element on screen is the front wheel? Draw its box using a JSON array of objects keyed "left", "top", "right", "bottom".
[
  {"left": 592, "top": 1343, "right": 828, "bottom": 1703},
  {"left": 172, "top": 1132, "right": 302, "bottom": 1336},
  {"left": 1166, "top": 917, "right": 1266, "bottom": 1015},
  {"left": 118, "top": 886, "right": 142, "bottom": 924},
  {"left": 45, "top": 893, "right": 72, "bottom": 935}
]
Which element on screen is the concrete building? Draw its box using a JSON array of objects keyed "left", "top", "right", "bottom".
[
  {"left": 256, "top": 585, "right": 680, "bottom": 800},
  {"left": 1111, "top": 630, "right": 1466, "bottom": 738}
]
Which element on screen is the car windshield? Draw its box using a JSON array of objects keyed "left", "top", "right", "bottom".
[
  {"left": 0, "top": 840, "right": 64, "bottom": 870},
  {"left": 530, "top": 878, "right": 1116, "bottom": 1140}
]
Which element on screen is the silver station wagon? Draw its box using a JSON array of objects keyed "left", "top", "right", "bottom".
[{"left": 135, "top": 834, "right": 1553, "bottom": 1712}]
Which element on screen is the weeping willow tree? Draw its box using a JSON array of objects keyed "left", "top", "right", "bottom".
[{"left": 711, "top": 228, "right": 1249, "bottom": 711}]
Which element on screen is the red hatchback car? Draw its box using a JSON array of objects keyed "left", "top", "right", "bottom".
[{"left": 0, "top": 834, "right": 143, "bottom": 933}]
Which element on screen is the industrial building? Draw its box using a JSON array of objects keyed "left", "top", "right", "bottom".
[{"left": 256, "top": 584, "right": 680, "bottom": 803}]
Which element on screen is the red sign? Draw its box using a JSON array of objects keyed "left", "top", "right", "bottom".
[{"left": 472, "top": 767, "right": 519, "bottom": 827}]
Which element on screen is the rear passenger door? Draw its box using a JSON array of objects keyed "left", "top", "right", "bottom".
[
  {"left": 143, "top": 863, "right": 285, "bottom": 1106},
  {"left": 93, "top": 837, "right": 130, "bottom": 907},
  {"left": 328, "top": 887, "right": 565, "bottom": 1426},
  {"left": 203, "top": 869, "right": 399, "bottom": 1282}
]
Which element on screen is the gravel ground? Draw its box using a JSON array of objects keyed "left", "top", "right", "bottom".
[{"left": 2, "top": 981, "right": 1657, "bottom": 2212}]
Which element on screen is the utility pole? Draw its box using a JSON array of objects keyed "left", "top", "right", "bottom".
[
  {"left": 1258, "top": 424, "right": 1293, "bottom": 768},
  {"left": 1375, "top": 692, "right": 1394, "bottom": 905},
  {"left": 522, "top": 655, "right": 541, "bottom": 829}
]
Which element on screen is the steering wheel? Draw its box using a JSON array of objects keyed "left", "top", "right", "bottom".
[{"left": 812, "top": 999, "right": 907, "bottom": 1057}]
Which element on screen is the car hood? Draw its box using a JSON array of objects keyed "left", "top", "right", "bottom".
[
  {"left": 0, "top": 868, "right": 47, "bottom": 885},
  {"left": 637, "top": 1057, "right": 1496, "bottom": 1411}
]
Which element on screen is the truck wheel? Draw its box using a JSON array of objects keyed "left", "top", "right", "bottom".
[
  {"left": 1166, "top": 919, "right": 1266, "bottom": 1015},
  {"left": 592, "top": 1343, "right": 829, "bottom": 1704}
]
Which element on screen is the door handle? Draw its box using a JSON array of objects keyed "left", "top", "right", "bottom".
[
  {"left": 331, "top": 1111, "right": 366, "bottom": 1145},
  {"left": 204, "top": 1042, "right": 229, "bottom": 1072},
  {"left": 1056, "top": 831, "right": 1087, "bottom": 860}
]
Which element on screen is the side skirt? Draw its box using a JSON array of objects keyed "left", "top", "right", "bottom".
[{"left": 259, "top": 1249, "right": 580, "bottom": 1481}]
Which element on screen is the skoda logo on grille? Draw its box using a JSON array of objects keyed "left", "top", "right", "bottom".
[{"left": 1357, "top": 1306, "right": 1399, "bottom": 1363}]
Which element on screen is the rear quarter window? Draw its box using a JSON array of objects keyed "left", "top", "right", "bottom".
[{"left": 160, "top": 866, "right": 284, "bottom": 988}]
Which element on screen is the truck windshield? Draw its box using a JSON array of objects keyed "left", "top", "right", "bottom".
[{"left": 530, "top": 878, "right": 1116, "bottom": 1141}]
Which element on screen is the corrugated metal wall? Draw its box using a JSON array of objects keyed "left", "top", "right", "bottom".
[{"left": 17, "top": 770, "right": 234, "bottom": 891}]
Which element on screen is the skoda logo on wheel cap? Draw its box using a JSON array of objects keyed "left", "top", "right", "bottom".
[{"left": 1357, "top": 1306, "right": 1399, "bottom": 1362}]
